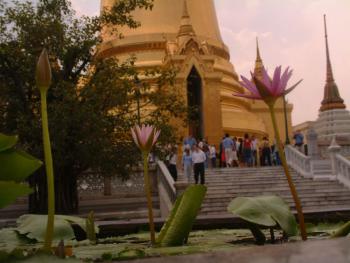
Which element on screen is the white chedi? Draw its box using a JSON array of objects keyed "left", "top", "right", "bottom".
[{"left": 314, "top": 109, "right": 350, "bottom": 141}]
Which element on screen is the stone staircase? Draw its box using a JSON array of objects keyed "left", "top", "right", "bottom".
[
  {"left": 199, "top": 166, "right": 350, "bottom": 217},
  {"left": 0, "top": 193, "right": 160, "bottom": 227}
]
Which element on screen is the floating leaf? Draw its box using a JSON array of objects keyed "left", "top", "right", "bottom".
[
  {"left": 331, "top": 221, "right": 350, "bottom": 238},
  {"left": 227, "top": 195, "right": 298, "bottom": 236},
  {"left": 0, "top": 181, "right": 32, "bottom": 209},
  {"left": 0, "top": 149, "right": 42, "bottom": 182},
  {"left": 0, "top": 133, "right": 18, "bottom": 152},
  {"left": 16, "top": 214, "right": 98, "bottom": 242},
  {"left": 157, "top": 185, "right": 207, "bottom": 246}
]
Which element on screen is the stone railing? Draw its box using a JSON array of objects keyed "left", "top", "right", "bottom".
[
  {"left": 77, "top": 165, "right": 157, "bottom": 197},
  {"left": 285, "top": 145, "right": 312, "bottom": 178},
  {"left": 334, "top": 154, "right": 350, "bottom": 189},
  {"left": 156, "top": 160, "right": 176, "bottom": 218}
]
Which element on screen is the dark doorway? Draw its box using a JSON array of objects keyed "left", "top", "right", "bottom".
[{"left": 187, "top": 67, "right": 203, "bottom": 140}]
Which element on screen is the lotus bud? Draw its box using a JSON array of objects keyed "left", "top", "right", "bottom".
[{"left": 36, "top": 48, "right": 52, "bottom": 92}]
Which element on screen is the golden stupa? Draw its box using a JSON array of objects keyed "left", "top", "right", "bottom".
[{"left": 99, "top": 0, "right": 293, "bottom": 145}]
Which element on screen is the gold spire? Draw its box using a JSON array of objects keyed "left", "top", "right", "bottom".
[
  {"left": 256, "top": 37, "right": 262, "bottom": 62},
  {"left": 320, "top": 15, "right": 346, "bottom": 112},
  {"left": 254, "top": 37, "right": 265, "bottom": 80},
  {"left": 178, "top": 0, "right": 195, "bottom": 37}
]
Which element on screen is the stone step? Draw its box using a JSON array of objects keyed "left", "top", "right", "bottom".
[
  {"left": 205, "top": 181, "right": 343, "bottom": 188},
  {"left": 205, "top": 191, "right": 350, "bottom": 199},
  {"left": 0, "top": 196, "right": 160, "bottom": 220},
  {"left": 205, "top": 188, "right": 350, "bottom": 196},
  {"left": 200, "top": 201, "right": 350, "bottom": 213},
  {"left": 80, "top": 209, "right": 161, "bottom": 221},
  {"left": 78, "top": 196, "right": 159, "bottom": 213},
  {"left": 201, "top": 199, "right": 350, "bottom": 210}
]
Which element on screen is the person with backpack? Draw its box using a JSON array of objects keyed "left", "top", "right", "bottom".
[{"left": 242, "top": 133, "right": 253, "bottom": 167}]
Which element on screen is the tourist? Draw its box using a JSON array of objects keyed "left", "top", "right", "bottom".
[
  {"left": 209, "top": 144, "right": 217, "bottom": 168},
  {"left": 251, "top": 135, "right": 258, "bottom": 166},
  {"left": 273, "top": 140, "right": 281, "bottom": 166},
  {"left": 261, "top": 137, "right": 272, "bottom": 166},
  {"left": 237, "top": 138, "right": 243, "bottom": 165},
  {"left": 232, "top": 137, "right": 239, "bottom": 167},
  {"left": 168, "top": 146, "right": 178, "bottom": 181},
  {"left": 183, "top": 134, "right": 197, "bottom": 150},
  {"left": 293, "top": 130, "right": 304, "bottom": 153},
  {"left": 242, "top": 133, "right": 253, "bottom": 167},
  {"left": 182, "top": 146, "right": 193, "bottom": 182},
  {"left": 222, "top": 134, "right": 234, "bottom": 167},
  {"left": 192, "top": 144, "right": 206, "bottom": 184},
  {"left": 202, "top": 139, "right": 210, "bottom": 169},
  {"left": 219, "top": 137, "right": 226, "bottom": 167}
]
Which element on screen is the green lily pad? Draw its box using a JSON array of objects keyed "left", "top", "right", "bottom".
[
  {"left": 227, "top": 195, "right": 298, "bottom": 236},
  {"left": 0, "top": 149, "right": 42, "bottom": 182},
  {"left": 0, "top": 133, "right": 18, "bottom": 152},
  {"left": 331, "top": 221, "right": 350, "bottom": 238},
  {"left": 16, "top": 214, "right": 98, "bottom": 242},
  {"left": 0, "top": 181, "right": 33, "bottom": 209},
  {"left": 157, "top": 185, "right": 207, "bottom": 246}
]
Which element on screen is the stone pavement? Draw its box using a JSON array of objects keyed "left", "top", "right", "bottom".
[{"left": 125, "top": 238, "right": 350, "bottom": 263}]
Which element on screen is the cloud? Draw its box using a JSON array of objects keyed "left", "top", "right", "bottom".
[{"left": 70, "top": 0, "right": 99, "bottom": 16}]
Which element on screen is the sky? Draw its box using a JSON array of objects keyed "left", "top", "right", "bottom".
[{"left": 70, "top": 0, "right": 350, "bottom": 125}]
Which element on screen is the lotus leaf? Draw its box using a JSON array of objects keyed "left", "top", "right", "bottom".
[
  {"left": 331, "top": 221, "right": 350, "bottom": 238},
  {"left": 16, "top": 214, "right": 99, "bottom": 242},
  {"left": 0, "top": 132, "right": 42, "bottom": 209},
  {"left": 0, "top": 149, "right": 42, "bottom": 182},
  {"left": 0, "top": 182, "right": 33, "bottom": 209},
  {"left": 0, "top": 133, "right": 18, "bottom": 151},
  {"left": 227, "top": 195, "right": 298, "bottom": 236},
  {"left": 157, "top": 185, "right": 207, "bottom": 246}
]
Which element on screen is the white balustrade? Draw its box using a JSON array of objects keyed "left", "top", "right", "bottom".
[
  {"left": 285, "top": 145, "right": 312, "bottom": 178},
  {"left": 334, "top": 154, "right": 350, "bottom": 189},
  {"left": 156, "top": 160, "right": 176, "bottom": 218}
]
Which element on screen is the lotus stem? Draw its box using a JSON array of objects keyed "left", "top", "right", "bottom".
[
  {"left": 143, "top": 152, "right": 156, "bottom": 245},
  {"left": 40, "top": 90, "right": 55, "bottom": 250},
  {"left": 268, "top": 104, "right": 307, "bottom": 241}
]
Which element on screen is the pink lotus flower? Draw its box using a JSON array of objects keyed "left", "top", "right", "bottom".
[
  {"left": 131, "top": 124, "right": 160, "bottom": 152},
  {"left": 235, "top": 66, "right": 302, "bottom": 105}
]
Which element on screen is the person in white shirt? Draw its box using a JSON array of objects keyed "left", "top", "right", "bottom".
[
  {"left": 192, "top": 144, "right": 206, "bottom": 184},
  {"left": 251, "top": 136, "right": 258, "bottom": 166},
  {"left": 209, "top": 145, "right": 216, "bottom": 168}
]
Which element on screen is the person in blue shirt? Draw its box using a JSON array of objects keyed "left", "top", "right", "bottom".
[
  {"left": 293, "top": 130, "right": 304, "bottom": 153},
  {"left": 183, "top": 134, "right": 197, "bottom": 150},
  {"left": 182, "top": 147, "right": 193, "bottom": 182},
  {"left": 221, "top": 134, "right": 234, "bottom": 167}
]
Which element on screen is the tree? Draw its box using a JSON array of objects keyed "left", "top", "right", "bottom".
[{"left": 0, "top": 0, "right": 188, "bottom": 214}]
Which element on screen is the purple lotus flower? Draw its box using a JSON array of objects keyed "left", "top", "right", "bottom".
[
  {"left": 131, "top": 124, "right": 160, "bottom": 152},
  {"left": 235, "top": 66, "right": 302, "bottom": 105}
]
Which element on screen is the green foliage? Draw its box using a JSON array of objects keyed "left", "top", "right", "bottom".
[
  {"left": 0, "top": 133, "right": 42, "bottom": 209},
  {"left": 331, "top": 221, "right": 350, "bottom": 238},
  {"left": 227, "top": 196, "right": 298, "bottom": 239},
  {"left": 16, "top": 214, "right": 99, "bottom": 242},
  {"left": 157, "top": 185, "right": 207, "bottom": 246},
  {"left": 0, "top": 0, "right": 188, "bottom": 213}
]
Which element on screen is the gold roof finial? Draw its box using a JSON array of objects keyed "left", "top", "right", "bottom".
[
  {"left": 254, "top": 37, "right": 265, "bottom": 80},
  {"left": 320, "top": 14, "right": 346, "bottom": 112},
  {"left": 256, "top": 37, "right": 262, "bottom": 62},
  {"left": 178, "top": 0, "right": 195, "bottom": 37},
  {"left": 182, "top": 0, "right": 190, "bottom": 18}
]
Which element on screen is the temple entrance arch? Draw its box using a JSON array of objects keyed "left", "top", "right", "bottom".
[{"left": 187, "top": 66, "right": 204, "bottom": 140}]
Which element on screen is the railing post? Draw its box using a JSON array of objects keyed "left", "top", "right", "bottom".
[
  {"left": 328, "top": 137, "right": 341, "bottom": 177},
  {"left": 174, "top": 166, "right": 189, "bottom": 197},
  {"left": 306, "top": 128, "right": 319, "bottom": 159}
]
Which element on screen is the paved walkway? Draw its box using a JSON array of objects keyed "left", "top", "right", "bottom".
[{"left": 124, "top": 238, "right": 350, "bottom": 263}]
